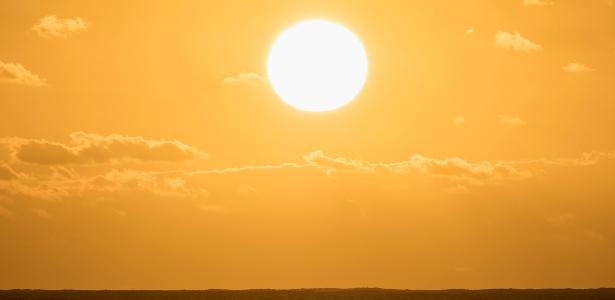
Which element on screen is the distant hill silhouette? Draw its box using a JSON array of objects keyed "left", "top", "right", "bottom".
[{"left": 1, "top": 288, "right": 615, "bottom": 300}]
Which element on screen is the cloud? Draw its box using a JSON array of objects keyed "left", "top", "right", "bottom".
[
  {"left": 494, "top": 31, "right": 542, "bottom": 52},
  {"left": 523, "top": 0, "right": 554, "bottom": 6},
  {"left": 507, "top": 151, "right": 615, "bottom": 167},
  {"left": 392, "top": 155, "right": 533, "bottom": 183},
  {"left": 303, "top": 150, "right": 615, "bottom": 186},
  {"left": 563, "top": 62, "right": 594, "bottom": 73},
  {"left": 497, "top": 115, "right": 526, "bottom": 127},
  {"left": 0, "top": 165, "right": 18, "bottom": 181},
  {"left": 2, "top": 141, "right": 614, "bottom": 289},
  {"left": 0, "top": 149, "right": 533, "bottom": 201},
  {"left": 89, "top": 169, "right": 210, "bottom": 199},
  {"left": 304, "top": 150, "right": 532, "bottom": 184},
  {"left": 304, "top": 150, "right": 373, "bottom": 172},
  {"left": 32, "top": 15, "right": 90, "bottom": 39},
  {"left": 0, "top": 131, "right": 613, "bottom": 202},
  {"left": 1, "top": 168, "right": 204, "bottom": 202},
  {"left": 465, "top": 28, "right": 474, "bottom": 35},
  {"left": 0, "top": 147, "right": 542, "bottom": 201},
  {"left": 454, "top": 116, "right": 465, "bottom": 125},
  {"left": 192, "top": 162, "right": 306, "bottom": 175},
  {"left": 0, "top": 61, "right": 46, "bottom": 87},
  {"left": 221, "top": 72, "right": 267, "bottom": 86},
  {"left": 2, "top": 132, "right": 206, "bottom": 165}
]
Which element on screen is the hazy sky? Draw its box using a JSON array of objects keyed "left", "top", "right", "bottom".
[{"left": 1, "top": 0, "right": 615, "bottom": 289}]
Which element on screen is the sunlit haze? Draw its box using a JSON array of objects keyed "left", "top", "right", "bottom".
[{"left": 1, "top": 0, "right": 615, "bottom": 291}]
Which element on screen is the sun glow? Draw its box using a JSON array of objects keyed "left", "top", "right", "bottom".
[{"left": 267, "top": 20, "right": 368, "bottom": 112}]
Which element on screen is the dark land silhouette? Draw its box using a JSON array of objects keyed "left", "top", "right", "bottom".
[{"left": 1, "top": 288, "right": 615, "bottom": 300}]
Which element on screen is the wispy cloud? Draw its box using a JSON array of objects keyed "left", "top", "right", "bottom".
[
  {"left": 221, "top": 72, "right": 267, "bottom": 86},
  {"left": 495, "top": 31, "right": 542, "bottom": 52},
  {"left": 0, "top": 141, "right": 613, "bottom": 202},
  {"left": 304, "top": 150, "right": 533, "bottom": 185},
  {"left": 563, "top": 62, "right": 594, "bottom": 73},
  {"left": 0, "top": 164, "right": 18, "bottom": 181},
  {"left": 497, "top": 115, "right": 526, "bottom": 127},
  {"left": 1, "top": 130, "right": 614, "bottom": 203},
  {"left": 0, "top": 61, "right": 46, "bottom": 87},
  {"left": 304, "top": 150, "right": 374, "bottom": 173},
  {"left": 523, "top": 0, "right": 554, "bottom": 6},
  {"left": 32, "top": 15, "right": 90, "bottom": 39}
]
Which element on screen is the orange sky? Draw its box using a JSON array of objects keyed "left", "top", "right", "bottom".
[{"left": 1, "top": 0, "right": 615, "bottom": 289}]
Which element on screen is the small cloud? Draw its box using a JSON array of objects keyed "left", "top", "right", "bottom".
[
  {"left": 497, "top": 115, "right": 526, "bottom": 127},
  {"left": 465, "top": 28, "right": 474, "bottom": 35},
  {"left": 563, "top": 62, "right": 594, "bottom": 73},
  {"left": 494, "top": 31, "right": 542, "bottom": 52},
  {"left": 0, "top": 61, "right": 46, "bottom": 87},
  {"left": 221, "top": 72, "right": 267, "bottom": 86},
  {"left": 523, "top": 0, "right": 554, "bottom": 6},
  {"left": 454, "top": 116, "right": 466, "bottom": 125},
  {"left": 32, "top": 15, "right": 90, "bottom": 39}
]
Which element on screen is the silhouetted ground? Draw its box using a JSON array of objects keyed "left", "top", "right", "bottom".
[{"left": 1, "top": 288, "right": 615, "bottom": 300}]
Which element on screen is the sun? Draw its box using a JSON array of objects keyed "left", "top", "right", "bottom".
[{"left": 267, "top": 20, "right": 368, "bottom": 112}]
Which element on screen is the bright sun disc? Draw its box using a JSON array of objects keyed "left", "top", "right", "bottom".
[{"left": 267, "top": 20, "right": 368, "bottom": 112}]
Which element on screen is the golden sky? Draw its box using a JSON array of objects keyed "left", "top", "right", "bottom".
[{"left": 1, "top": 0, "right": 615, "bottom": 289}]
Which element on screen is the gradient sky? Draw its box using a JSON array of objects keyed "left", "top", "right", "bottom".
[{"left": 1, "top": 0, "right": 615, "bottom": 289}]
